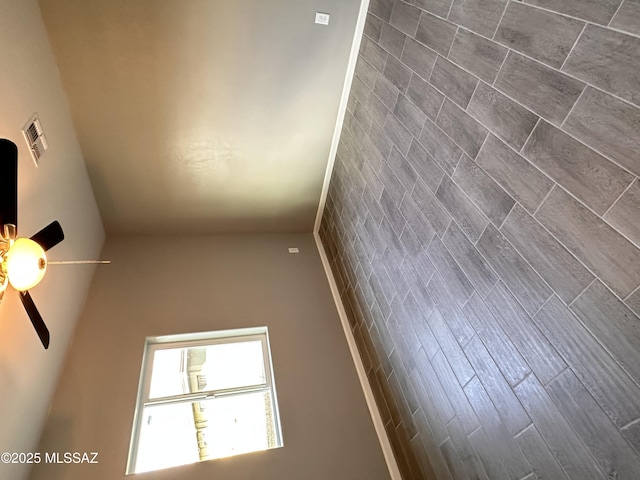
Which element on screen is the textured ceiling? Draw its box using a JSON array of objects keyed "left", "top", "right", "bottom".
[{"left": 38, "top": 0, "right": 360, "bottom": 234}]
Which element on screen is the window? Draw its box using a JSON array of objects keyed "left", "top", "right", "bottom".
[{"left": 126, "top": 327, "right": 283, "bottom": 474}]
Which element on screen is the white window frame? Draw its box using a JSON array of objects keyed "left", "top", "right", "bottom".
[{"left": 126, "top": 326, "right": 283, "bottom": 475}]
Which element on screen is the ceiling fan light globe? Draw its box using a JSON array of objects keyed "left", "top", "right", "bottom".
[{"left": 5, "top": 238, "right": 47, "bottom": 291}]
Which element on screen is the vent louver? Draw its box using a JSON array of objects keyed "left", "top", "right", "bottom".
[{"left": 22, "top": 115, "right": 48, "bottom": 165}]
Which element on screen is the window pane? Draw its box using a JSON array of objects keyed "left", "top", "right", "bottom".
[
  {"left": 202, "top": 391, "right": 277, "bottom": 460},
  {"left": 149, "top": 340, "right": 266, "bottom": 399},
  {"left": 134, "top": 392, "right": 278, "bottom": 473},
  {"left": 135, "top": 402, "right": 200, "bottom": 473}
]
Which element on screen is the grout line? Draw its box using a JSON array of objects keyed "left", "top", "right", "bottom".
[
  {"left": 532, "top": 184, "right": 556, "bottom": 217},
  {"left": 450, "top": 151, "right": 465, "bottom": 178},
  {"left": 512, "top": 421, "right": 535, "bottom": 439},
  {"left": 492, "top": 48, "right": 510, "bottom": 87},
  {"left": 559, "top": 22, "right": 588, "bottom": 71},
  {"left": 521, "top": 1, "right": 640, "bottom": 41},
  {"left": 421, "top": 10, "right": 640, "bottom": 112},
  {"left": 531, "top": 291, "right": 554, "bottom": 319},
  {"left": 602, "top": 177, "right": 636, "bottom": 218},
  {"left": 410, "top": 45, "right": 640, "bottom": 186},
  {"left": 445, "top": 26, "right": 460, "bottom": 58},
  {"left": 467, "top": 79, "right": 481, "bottom": 107},
  {"left": 621, "top": 416, "right": 640, "bottom": 431},
  {"left": 473, "top": 222, "right": 490, "bottom": 246},
  {"left": 559, "top": 85, "right": 587, "bottom": 129},
  {"left": 497, "top": 202, "right": 516, "bottom": 231},
  {"left": 492, "top": 0, "right": 511, "bottom": 40},
  {"left": 624, "top": 284, "right": 640, "bottom": 302},
  {"left": 568, "top": 278, "right": 597, "bottom": 308},
  {"left": 519, "top": 117, "right": 541, "bottom": 154},
  {"left": 445, "top": 0, "right": 455, "bottom": 20},
  {"left": 511, "top": 371, "right": 533, "bottom": 391},
  {"left": 608, "top": 0, "right": 626, "bottom": 28}
]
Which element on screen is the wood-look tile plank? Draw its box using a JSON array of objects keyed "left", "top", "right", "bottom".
[
  {"left": 515, "top": 426, "right": 570, "bottom": 480},
  {"left": 407, "top": 139, "right": 444, "bottom": 194},
  {"left": 476, "top": 135, "right": 553, "bottom": 214},
  {"left": 419, "top": 119, "right": 463, "bottom": 175},
  {"left": 406, "top": 73, "right": 445, "bottom": 121},
  {"left": 500, "top": 204, "right": 594, "bottom": 304},
  {"left": 547, "top": 369, "right": 640, "bottom": 478},
  {"left": 364, "top": 13, "right": 383, "bottom": 42},
  {"left": 605, "top": 179, "right": 640, "bottom": 248},
  {"left": 374, "top": 74, "right": 401, "bottom": 110},
  {"left": 409, "top": 178, "right": 452, "bottom": 237},
  {"left": 390, "top": 0, "right": 421, "bottom": 37},
  {"left": 495, "top": 51, "right": 585, "bottom": 126},
  {"left": 448, "top": 0, "right": 508, "bottom": 38},
  {"left": 402, "top": 38, "right": 438, "bottom": 81},
  {"left": 563, "top": 87, "right": 640, "bottom": 178},
  {"left": 386, "top": 146, "right": 417, "bottom": 193},
  {"left": 535, "top": 187, "right": 640, "bottom": 298},
  {"left": 452, "top": 154, "right": 515, "bottom": 227},
  {"left": 436, "top": 100, "right": 488, "bottom": 159},
  {"left": 563, "top": 25, "right": 640, "bottom": 107},
  {"left": 442, "top": 222, "right": 498, "bottom": 298},
  {"left": 570, "top": 280, "right": 640, "bottom": 386},
  {"left": 370, "top": 0, "right": 394, "bottom": 22},
  {"left": 431, "top": 349, "right": 480, "bottom": 434},
  {"left": 522, "top": 120, "right": 634, "bottom": 215},
  {"left": 439, "top": 437, "right": 471, "bottom": 480},
  {"left": 415, "top": 0, "right": 454, "bottom": 18},
  {"left": 383, "top": 55, "right": 412, "bottom": 95},
  {"left": 427, "top": 272, "right": 476, "bottom": 346},
  {"left": 427, "top": 236, "right": 475, "bottom": 308},
  {"left": 523, "top": 0, "right": 621, "bottom": 24},
  {"left": 447, "top": 29, "right": 508, "bottom": 84},
  {"left": 477, "top": 225, "right": 552, "bottom": 315},
  {"left": 446, "top": 415, "right": 490, "bottom": 480},
  {"left": 463, "top": 376, "right": 533, "bottom": 479},
  {"left": 379, "top": 162, "right": 407, "bottom": 206},
  {"left": 463, "top": 336, "right": 531, "bottom": 436},
  {"left": 626, "top": 288, "right": 640, "bottom": 318},
  {"left": 384, "top": 113, "right": 413, "bottom": 156},
  {"left": 429, "top": 57, "right": 479, "bottom": 110},
  {"left": 413, "top": 347, "right": 456, "bottom": 434},
  {"left": 610, "top": 0, "right": 640, "bottom": 36},
  {"left": 533, "top": 295, "right": 640, "bottom": 428},
  {"left": 364, "top": 88, "right": 391, "bottom": 129},
  {"left": 394, "top": 95, "right": 427, "bottom": 138},
  {"left": 379, "top": 23, "right": 407, "bottom": 60},
  {"left": 467, "top": 82, "right": 539, "bottom": 151},
  {"left": 462, "top": 292, "right": 531, "bottom": 386},
  {"left": 435, "top": 176, "right": 488, "bottom": 243},
  {"left": 411, "top": 419, "right": 454, "bottom": 480},
  {"left": 484, "top": 282, "right": 566, "bottom": 384},
  {"left": 415, "top": 12, "right": 458, "bottom": 56},
  {"left": 494, "top": 2, "right": 585, "bottom": 69},
  {"left": 355, "top": 56, "right": 378, "bottom": 89},
  {"left": 467, "top": 427, "right": 510, "bottom": 480},
  {"left": 364, "top": 39, "right": 388, "bottom": 72},
  {"left": 513, "top": 374, "right": 605, "bottom": 479}
]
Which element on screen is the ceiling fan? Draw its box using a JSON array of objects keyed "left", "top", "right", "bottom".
[{"left": 0, "top": 138, "right": 64, "bottom": 349}]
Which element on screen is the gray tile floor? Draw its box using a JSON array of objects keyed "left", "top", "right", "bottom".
[{"left": 319, "top": 1, "right": 640, "bottom": 478}]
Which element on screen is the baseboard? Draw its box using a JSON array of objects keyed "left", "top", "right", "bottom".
[{"left": 313, "top": 232, "right": 402, "bottom": 480}]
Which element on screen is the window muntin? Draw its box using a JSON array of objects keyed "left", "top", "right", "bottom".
[{"left": 127, "top": 327, "right": 282, "bottom": 475}]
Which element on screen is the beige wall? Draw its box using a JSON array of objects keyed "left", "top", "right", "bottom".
[
  {"left": 30, "top": 234, "right": 390, "bottom": 479},
  {"left": 0, "top": 1, "right": 105, "bottom": 479}
]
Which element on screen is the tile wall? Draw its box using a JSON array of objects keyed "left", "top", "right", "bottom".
[{"left": 319, "top": 0, "right": 640, "bottom": 478}]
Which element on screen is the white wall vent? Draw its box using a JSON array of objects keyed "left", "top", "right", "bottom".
[{"left": 22, "top": 115, "right": 48, "bottom": 166}]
